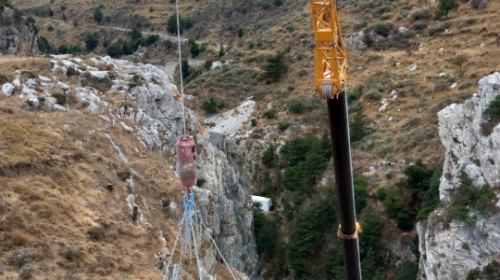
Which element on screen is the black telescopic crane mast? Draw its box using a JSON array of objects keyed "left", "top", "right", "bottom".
[{"left": 327, "top": 94, "right": 362, "bottom": 280}]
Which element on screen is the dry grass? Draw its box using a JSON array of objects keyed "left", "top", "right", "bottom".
[{"left": 0, "top": 91, "right": 192, "bottom": 279}]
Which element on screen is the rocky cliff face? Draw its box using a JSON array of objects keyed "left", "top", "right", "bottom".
[
  {"left": 0, "top": 7, "right": 38, "bottom": 56},
  {"left": 1, "top": 55, "right": 257, "bottom": 278},
  {"left": 417, "top": 73, "right": 500, "bottom": 280}
]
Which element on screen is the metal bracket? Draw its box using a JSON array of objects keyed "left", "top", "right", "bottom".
[{"left": 337, "top": 222, "right": 362, "bottom": 240}]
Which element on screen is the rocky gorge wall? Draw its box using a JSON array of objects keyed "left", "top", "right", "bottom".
[
  {"left": 1, "top": 55, "right": 257, "bottom": 278},
  {"left": 417, "top": 73, "right": 500, "bottom": 279},
  {"left": 0, "top": 7, "right": 38, "bottom": 56}
]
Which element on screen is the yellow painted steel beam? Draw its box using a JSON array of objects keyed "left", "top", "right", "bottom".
[{"left": 310, "top": 0, "right": 349, "bottom": 98}]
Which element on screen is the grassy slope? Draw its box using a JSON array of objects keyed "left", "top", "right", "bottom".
[{"left": 0, "top": 56, "right": 240, "bottom": 279}]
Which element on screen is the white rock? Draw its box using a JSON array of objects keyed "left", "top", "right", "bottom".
[
  {"left": 100, "top": 115, "right": 111, "bottom": 123},
  {"left": 53, "top": 104, "right": 66, "bottom": 112},
  {"left": 121, "top": 122, "right": 134, "bottom": 133},
  {"left": 61, "top": 60, "right": 77, "bottom": 69},
  {"left": 439, "top": 47, "right": 444, "bottom": 52},
  {"left": 390, "top": 90, "right": 397, "bottom": 97},
  {"left": 409, "top": 65, "right": 418, "bottom": 72},
  {"left": 449, "top": 83, "right": 457, "bottom": 89},
  {"left": 398, "top": 27, "right": 407, "bottom": 33},
  {"left": 439, "top": 73, "right": 446, "bottom": 77},
  {"left": 205, "top": 99, "right": 256, "bottom": 150},
  {"left": 12, "top": 76, "right": 20, "bottom": 89},
  {"left": 418, "top": 43, "right": 425, "bottom": 51},
  {"left": 2, "top": 83, "right": 15, "bottom": 96},
  {"left": 26, "top": 78, "right": 37, "bottom": 88},
  {"left": 388, "top": 116, "right": 393, "bottom": 122},
  {"left": 38, "top": 75, "right": 52, "bottom": 83},
  {"left": 378, "top": 98, "right": 388, "bottom": 112},
  {"left": 56, "top": 81, "right": 70, "bottom": 93},
  {"left": 89, "top": 70, "right": 108, "bottom": 79}
]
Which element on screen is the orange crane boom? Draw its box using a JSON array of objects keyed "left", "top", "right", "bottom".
[{"left": 310, "top": 0, "right": 349, "bottom": 98}]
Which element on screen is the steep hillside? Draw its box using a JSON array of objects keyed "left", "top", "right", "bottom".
[
  {"left": 4, "top": 0, "right": 500, "bottom": 278},
  {"left": 0, "top": 55, "right": 253, "bottom": 279}
]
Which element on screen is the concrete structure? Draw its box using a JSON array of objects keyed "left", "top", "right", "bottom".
[{"left": 251, "top": 195, "right": 273, "bottom": 212}]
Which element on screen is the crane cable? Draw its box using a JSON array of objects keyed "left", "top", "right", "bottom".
[
  {"left": 175, "top": 0, "right": 187, "bottom": 135},
  {"left": 163, "top": 193, "right": 238, "bottom": 280}
]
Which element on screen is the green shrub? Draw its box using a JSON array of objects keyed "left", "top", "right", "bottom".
[
  {"left": 251, "top": 118, "right": 257, "bottom": 126},
  {"left": 411, "top": 9, "right": 432, "bottom": 21},
  {"left": 202, "top": 98, "right": 219, "bottom": 114},
  {"left": 60, "top": 243, "right": 81, "bottom": 261},
  {"left": 106, "top": 41, "right": 123, "bottom": 57},
  {"left": 348, "top": 85, "right": 363, "bottom": 104},
  {"left": 364, "top": 87, "right": 382, "bottom": 100},
  {"left": 264, "top": 109, "right": 277, "bottom": 119},
  {"left": 453, "top": 171, "right": 495, "bottom": 218},
  {"left": 374, "top": 23, "right": 390, "bottom": 37},
  {"left": 350, "top": 103, "right": 372, "bottom": 142},
  {"left": 453, "top": 206, "right": 470, "bottom": 221},
  {"left": 262, "top": 2, "right": 270, "bottom": 9},
  {"left": 289, "top": 99, "right": 305, "bottom": 114},
  {"left": 413, "top": 21, "right": 428, "bottom": 31},
  {"left": 263, "top": 51, "right": 287, "bottom": 82},
  {"left": 392, "top": 261, "right": 418, "bottom": 280},
  {"left": 374, "top": 187, "right": 388, "bottom": 201},
  {"left": 354, "top": 176, "right": 368, "bottom": 214},
  {"left": 274, "top": 0, "right": 283, "bottom": 6},
  {"left": 404, "top": 159, "right": 433, "bottom": 189},
  {"left": 278, "top": 122, "right": 290, "bottom": 131},
  {"left": 93, "top": 7, "right": 103, "bottom": 23},
  {"left": 5, "top": 248, "right": 38, "bottom": 268},
  {"left": 52, "top": 93, "right": 67, "bottom": 105},
  {"left": 484, "top": 94, "right": 500, "bottom": 122},
  {"left": 289, "top": 193, "right": 336, "bottom": 275},
  {"left": 164, "top": 39, "right": 173, "bottom": 49},
  {"left": 13, "top": 8, "right": 23, "bottom": 23},
  {"left": 196, "top": 178, "right": 206, "bottom": 187},
  {"left": 47, "top": 25, "right": 54, "bottom": 32},
  {"left": 66, "top": 67, "right": 76, "bottom": 77},
  {"left": 240, "top": 6, "right": 247, "bottom": 13},
  {"left": 84, "top": 32, "right": 99, "bottom": 51},
  {"left": 261, "top": 144, "right": 277, "bottom": 167}
]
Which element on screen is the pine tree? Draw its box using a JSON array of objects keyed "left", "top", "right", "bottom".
[
  {"left": 349, "top": 103, "right": 371, "bottom": 142},
  {"left": 189, "top": 41, "right": 200, "bottom": 58},
  {"left": 261, "top": 144, "right": 276, "bottom": 167},
  {"left": 93, "top": 7, "right": 103, "bottom": 23},
  {"left": 263, "top": 51, "right": 287, "bottom": 82},
  {"left": 436, "top": 0, "right": 459, "bottom": 19}
]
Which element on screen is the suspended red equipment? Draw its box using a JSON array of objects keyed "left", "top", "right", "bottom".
[{"left": 176, "top": 135, "right": 197, "bottom": 190}]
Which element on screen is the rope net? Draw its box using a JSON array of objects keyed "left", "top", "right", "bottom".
[{"left": 162, "top": 193, "right": 237, "bottom": 280}]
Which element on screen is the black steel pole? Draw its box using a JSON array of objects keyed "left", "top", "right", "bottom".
[{"left": 327, "top": 92, "right": 362, "bottom": 280}]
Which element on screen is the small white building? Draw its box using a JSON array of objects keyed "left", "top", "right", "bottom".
[{"left": 251, "top": 195, "right": 273, "bottom": 212}]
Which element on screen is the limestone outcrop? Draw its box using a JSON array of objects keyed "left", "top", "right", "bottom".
[
  {"left": 0, "top": 8, "right": 39, "bottom": 56},
  {"left": 1, "top": 55, "right": 257, "bottom": 278},
  {"left": 417, "top": 73, "right": 500, "bottom": 280}
]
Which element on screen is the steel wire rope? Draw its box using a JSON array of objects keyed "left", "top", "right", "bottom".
[{"left": 175, "top": 0, "right": 187, "bottom": 135}]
